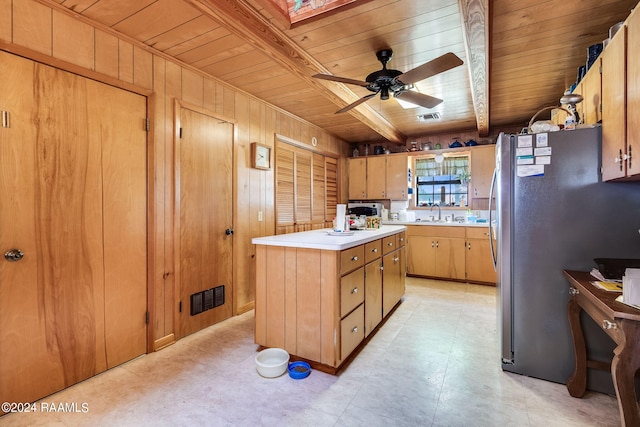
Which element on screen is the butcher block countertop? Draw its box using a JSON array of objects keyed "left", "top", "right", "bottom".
[{"left": 251, "top": 225, "right": 407, "bottom": 251}]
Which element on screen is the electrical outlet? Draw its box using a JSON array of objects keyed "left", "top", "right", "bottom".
[{"left": 258, "top": 211, "right": 263, "bottom": 221}]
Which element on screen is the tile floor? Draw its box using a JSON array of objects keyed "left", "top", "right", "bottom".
[{"left": 0, "top": 278, "right": 620, "bottom": 426}]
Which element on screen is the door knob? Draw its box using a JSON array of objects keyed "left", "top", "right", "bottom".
[
  {"left": 4, "top": 249, "right": 24, "bottom": 262},
  {"left": 225, "top": 228, "right": 234, "bottom": 235}
]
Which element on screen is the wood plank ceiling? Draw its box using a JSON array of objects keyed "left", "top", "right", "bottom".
[{"left": 47, "top": 0, "right": 637, "bottom": 145}]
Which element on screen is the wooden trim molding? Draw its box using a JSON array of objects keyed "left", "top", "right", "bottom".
[
  {"left": 459, "top": 0, "right": 489, "bottom": 136},
  {"left": 183, "top": 0, "right": 406, "bottom": 144}
]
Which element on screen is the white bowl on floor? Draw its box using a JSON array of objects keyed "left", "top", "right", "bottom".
[{"left": 255, "top": 348, "right": 289, "bottom": 378}]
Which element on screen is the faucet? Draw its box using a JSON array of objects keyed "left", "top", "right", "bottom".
[{"left": 430, "top": 204, "right": 441, "bottom": 221}]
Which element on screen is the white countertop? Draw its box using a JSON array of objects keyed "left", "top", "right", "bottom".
[
  {"left": 252, "top": 225, "right": 407, "bottom": 250},
  {"left": 383, "top": 220, "right": 490, "bottom": 228}
]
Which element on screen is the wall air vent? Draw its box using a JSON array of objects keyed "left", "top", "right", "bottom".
[
  {"left": 417, "top": 112, "right": 441, "bottom": 121},
  {"left": 190, "top": 285, "right": 225, "bottom": 316}
]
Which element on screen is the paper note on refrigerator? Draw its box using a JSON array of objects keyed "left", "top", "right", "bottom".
[{"left": 517, "top": 164, "right": 544, "bottom": 177}]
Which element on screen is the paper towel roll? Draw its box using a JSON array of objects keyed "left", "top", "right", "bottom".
[{"left": 335, "top": 204, "right": 346, "bottom": 231}]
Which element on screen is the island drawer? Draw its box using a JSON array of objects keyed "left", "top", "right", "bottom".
[
  {"left": 340, "top": 268, "right": 365, "bottom": 317},
  {"left": 364, "top": 240, "right": 382, "bottom": 263},
  {"left": 340, "top": 245, "right": 364, "bottom": 275},
  {"left": 382, "top": 235, "right": 397, "bottom": 254},
  {"left": 341, "top": 303, "right": 364, "bottom": 360}
]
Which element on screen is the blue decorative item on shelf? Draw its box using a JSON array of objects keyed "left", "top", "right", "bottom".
[{"left": 586, "top": 43, "right": 603, "bottom": 70}]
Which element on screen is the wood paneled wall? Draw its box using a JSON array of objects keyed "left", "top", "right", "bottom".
[{"left": 0, "top": 0, "right": 349, "bottom": 351}]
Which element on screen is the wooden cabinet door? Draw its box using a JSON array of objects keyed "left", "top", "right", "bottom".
[
  {"left": 382, "top": 248, "right": 405, "bottom": 317},
  {"left": 466, "top": 238, "right": 496, "bottom": 283},
  {"left": 406, "top": 235, "right": 436, "bottom": 276},
  {"left": 178, "top": 106, "right": 234, "bottom": 338},
  {"left": 601, "top": 24, "right": 627, "bottom": 181},
  {"left": 348, "top": 157, "right": 367, "bottom": 199},
  {"left": 470, "top": 145, "right": 495, "bottom": 199},
  {"left": 385, "top": 153, "right": 408, "bottom": 200},
  {"left": 435, "top": 238, "right": 466, "bottom": 280},
  {"left": 366, "top": 156, "right": 386, "bottom": 199},
  {"left": 364, "top": 260, "right": 383, "bottom": 337},
  {"left": 0, "top": 52, "right": 147, "bottom": 406},
  {"left": 627, "top": 9, "right": 640, "bottom": 178},
  {"left": 582, "top": 59, "right": 602, "bottom": 125}
]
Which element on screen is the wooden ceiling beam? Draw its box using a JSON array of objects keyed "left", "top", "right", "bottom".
[
  {"left": 459, "top": 0, "right": 489, "bottom": 136},
  {"left": 183, "top": 0, "right": 406, "bottom": 144}
]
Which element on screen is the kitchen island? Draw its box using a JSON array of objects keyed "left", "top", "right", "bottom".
[{"left": 252, "top": 225, "right": 406, "bottom": 373}]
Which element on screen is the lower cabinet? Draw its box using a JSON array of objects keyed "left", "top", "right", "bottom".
[
  {"left": 406, "top": 225, "right": 495, "bottom": 284},
  {"left": 383, "top": 246, "right": 406, "bottom": 317},
  {"left": 406, "top": 226, "right": 466, "bottom": 280},
  {"left": 465, "top": 227, "right": 496, "bottom": 283}
]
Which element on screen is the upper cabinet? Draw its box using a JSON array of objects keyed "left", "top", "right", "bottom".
[
  {"left": 601, "top": 8, "right": 640, "bottom": 181},
  {"left": 602, "top": 24, "right": 628, "bottom": 180},
  {"left": 469, "top": 145, "right": 495, "bottom": 199},
  {"left": 626, "top": 8, "right": 640, "bottom": 179},
  {"left": 347, "top": 153, "right": 408, "bottom": 200}
]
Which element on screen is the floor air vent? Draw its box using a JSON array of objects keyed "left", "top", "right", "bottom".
[{"left": 190, "top": 285, "right": 225, "bottom": 316}]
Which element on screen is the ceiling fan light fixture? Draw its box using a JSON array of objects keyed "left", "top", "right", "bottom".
[{"left": 380, "top": 86, "right": 390, "bottom": 100}]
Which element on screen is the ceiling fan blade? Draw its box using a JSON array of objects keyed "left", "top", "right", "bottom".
[
  {"left": 335, "top": 93, "right": 378, "bottom": 113},
  {"left": 312, "top": 73, "right": 370, "bottom": 87},
  {"left": 394, "top": 90, "right": 443, "bottom": 109},
  {"left": 397, "top": 52, "right": 464, "bottom": 85}
]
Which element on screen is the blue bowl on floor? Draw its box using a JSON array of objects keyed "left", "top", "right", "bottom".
[{"left": 288, "top": 361, "right": 311, "bottom": 379}]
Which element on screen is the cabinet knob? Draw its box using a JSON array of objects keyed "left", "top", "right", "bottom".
[
  {"left": 351, "top": 256, "right": 358, "bottom": 261},
  {"left": 351, "top": 326, "right": 358, "bottom": 333},
  {"left": 387, "top": 242, "right": 393, "bottom": 247},
  {"left": 568, "top": 287, "right": 579, "bottom": 296},
  {"left": 351, "top": 287, "right": 358, "bottom": 294},
  {"left": 393, "top": 257, "right": 399, "bottom": 263},
  {"left": 371, "top": 248, "right": 378, "bottom": 253},
  {"left": 431, "top": 241, "right": 435, "bottom": 248},
  {"left": 467, "top": 243, "right": 471, "bottom": 250},
  {"left": 603, "top": 320, "right": 618, "bottom": 330}
]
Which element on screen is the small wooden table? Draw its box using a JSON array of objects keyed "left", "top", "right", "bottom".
[{"left": 563, "top": 270, "right": 640, "bottom": 426}]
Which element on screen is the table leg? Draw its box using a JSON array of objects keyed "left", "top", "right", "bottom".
[
  {"left": 611, "top": 320, "right": 640, "bottom": 426},
  {"left": 566, "top": 296, "right": 587, "bottom": 397}
]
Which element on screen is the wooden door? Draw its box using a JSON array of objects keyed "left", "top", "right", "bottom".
[
  {"left": 312, "top": 153, "right": 326, "bottom": 224},
  {"left": 385, "top": 154, "right": 408, "bottom": 200},
  {"left": 601, "top": 25, "right": 627, "bottom": 181},
  {"left": 325, "top": 157, "right": 338, "bottom": 226},
  {"left": 348, "top": 157, "right": 367, "bottom": 199},
  {"left": 366, "top": 156, "right": 386, "bottom": 199},
  {"left": 294, "top": 150, "right": 312, "bottom": 228},
  {"left": 0, "top": 52, "right": 147, "bottom": 406},
  {"left": 276, "top": 145, "right": 295, "bottom": 233},
  {"left": 177, "top": 106, "right": 234, "bottom": 338}
]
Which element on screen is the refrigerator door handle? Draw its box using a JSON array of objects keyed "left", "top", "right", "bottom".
[{"left": 488, "top": 168, "right": 497, "bottom": 271}]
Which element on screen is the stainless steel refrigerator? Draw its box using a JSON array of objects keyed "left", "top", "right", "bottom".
[{"left": 493, "top": 127, "right": 640, "bottom": 394}]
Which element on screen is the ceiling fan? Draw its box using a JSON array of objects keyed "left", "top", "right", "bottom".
[{"left": 312, "top": 49, "right": 463, "bottom": 113}]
